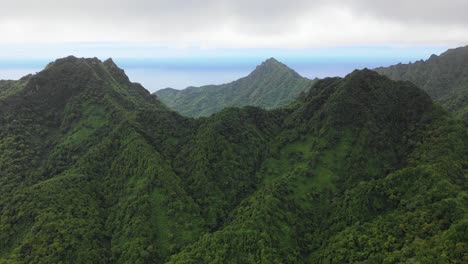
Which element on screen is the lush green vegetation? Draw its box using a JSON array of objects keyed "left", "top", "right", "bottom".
[
  {"left": 0, "top": 76, "right": 30, "bottom": 99},
  {"left": 375, "top": 45, "right": 468, "bottom": 124},
  {"left": 156, "top": 58, "right": 316, "bottom": 117},
  {"left": 0, "top": 57, "right": 466, "bottom": 263}
]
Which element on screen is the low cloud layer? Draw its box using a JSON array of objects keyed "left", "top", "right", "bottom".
[{"left": 1, "top": 0, "right": 467, "bottom": 47}]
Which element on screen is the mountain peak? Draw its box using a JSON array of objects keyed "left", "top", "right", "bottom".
[
  {"left": 45, "top": 56, "right": 130, "bottom": 85},
  {"left": 103, "top": 58, "right": 130, "bottom": 83},
  {"left": 249, "top": 57, "right": 301, "bottom": 79},
  {"left": 52, "top": 55, "right": 102, "bottom": 66},
  {"left": 103, "top": 58, "right": 118, "bottom": 68},
  {"left": 345, "top": 68, "right": 381, "bottom": 80},
  {"left": 305, "top": 67, "right": 433, "bottom": 131},
  {"left": 6, "top": 56, "right": 159, "bottom": 115},
  {"left": 263, "top": 57, "right": 280, "bottom": 64},
  {"left": 156, "top": 57, "right": 314, "bottom": 117},
  {"left": 41, "top": 56, "right": 104, "bottom": 75},
  {"left": 258, "top": 57, "right": 283, "bottom": 68}
]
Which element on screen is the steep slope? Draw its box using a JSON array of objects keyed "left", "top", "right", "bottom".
[
  {"left": 0, "top": 56, "right": 204, "bottom": 263},
  {"left": 0, "top": 57, "right": 281, "bottom": 263},
  {"left": 156, "top": 58, "right": 315, "bottom": 117},
  {"left": 169, "top": 70, "right": 468, "bottom": 263},
  {"left": 375, "top": 45, "right": 468, "bottom": 123},
  {"left": 0, "top": 75, "right": 31, "bottom": 99},
  {"left": 0, "top": 59, "right": 466, "bottom": 263}
]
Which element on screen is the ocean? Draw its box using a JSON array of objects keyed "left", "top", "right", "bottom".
[{"left": 0, "top": 55, "right": 443, "bottom": 93}]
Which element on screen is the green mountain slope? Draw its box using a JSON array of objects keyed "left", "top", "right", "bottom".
[
  {"left": 155, "top": 58, "right": 315, "bottom": 117},
  {"left": 0, "top": 58, "right": 466, "bottom": 263},
  {"left": 375, "top": 45, "right": 468, "bottom": 123},
  {"left": 169, "top": 70, "right": 468, "bottom": 263},
  {"left": 0, "top": 75, "right": 30, "bottom": 99}
]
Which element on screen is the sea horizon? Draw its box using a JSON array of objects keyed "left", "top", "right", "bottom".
[{"left": 0, "top": 46, "right": 448, "bottom": 92}]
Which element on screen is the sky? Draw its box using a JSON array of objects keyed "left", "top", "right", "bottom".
[{"left": 0, "top": 0, "right": 466, "bottom": 90}]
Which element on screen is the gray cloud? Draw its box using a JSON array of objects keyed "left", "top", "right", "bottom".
[
  {"left": 347, "top": 0, "right": 468, "bottom": 26},
  {"left": 0, "top": 0, "right": 467, "bottom": 46}
]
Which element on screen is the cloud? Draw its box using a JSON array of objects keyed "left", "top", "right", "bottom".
[
  {"left": 0, "top": 0, "right": 467, "bottom": 47},
  {"left": 346, "top": 0, "right": 468, "bottom": 26}
]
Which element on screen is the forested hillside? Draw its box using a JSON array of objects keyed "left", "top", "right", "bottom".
[
  {"left": 0, "top": 57, "right": 466, "bottom": 263},
  {"left": 375, "top": 45, "right": 468, "bottom": 123},
  {"left": 156, "top": 58, "right": 315, "bottom": 117}
]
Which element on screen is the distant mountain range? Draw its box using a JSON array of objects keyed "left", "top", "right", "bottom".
[
  {"left": 375, "top": 45, "right": 468, "bottom": 123},
  {"left": 156, "top": 58, "right": 316, "bottom": 117},
  {"left": 0, "top": 56, "right": 466, "bottom": 263}
]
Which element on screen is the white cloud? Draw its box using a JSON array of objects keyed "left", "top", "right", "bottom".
[{"left": 0, "top": 0, "right": 467, "bottom": 47}]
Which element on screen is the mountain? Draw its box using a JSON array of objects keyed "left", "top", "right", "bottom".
[
  {"left": 155, "top": 58, "right": 316, "bottom": 117},
  {"left": 0, "top": 75, "right": 31, "bottom": 99},
  {"left": 0, "top": 58, "right": 466, "bottom": 263},
  {"left": 375, "top": 45, "right": 468, "bottom": 123}
]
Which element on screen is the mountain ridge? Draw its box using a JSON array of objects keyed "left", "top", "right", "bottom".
[
  {"left": 156, "top": 57, "right": 316, "bottom": 117},
  {"left": 375, "top": 45, "right": 468, "bottom": 123}
]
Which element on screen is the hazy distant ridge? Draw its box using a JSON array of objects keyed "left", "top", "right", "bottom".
[{"left": 156, "top": 58, "right": 315, "bottom": 117}]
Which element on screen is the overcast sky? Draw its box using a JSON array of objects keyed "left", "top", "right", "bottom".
[{"left": 1, "top": 0, "right": 467, "bottom": 48}]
